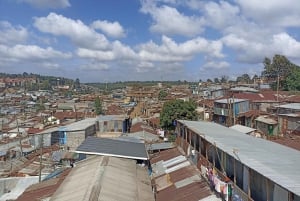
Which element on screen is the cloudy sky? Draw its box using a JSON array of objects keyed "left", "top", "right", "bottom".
[{"left": 1, "top": 0, "right": 300, "bottom": 83}]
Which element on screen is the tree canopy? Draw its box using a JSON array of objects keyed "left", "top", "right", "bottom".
[
  {"left": 94, "top": 96, "right": 103, "bottom": 115},
  {"left": 262, "top": 54, "right": 300, "bottom": 90},
  {"left": 158, "top": 90, "right": 168, "bottom": 100},
  {"left": 160, "top": 99, "right": 197, "bottom": 130},
  {"left": 236, "top": 73, "right": 251, "bottom": 83},
  {"left": 285, "top": 67, "right": 300, "bottom": 91}
]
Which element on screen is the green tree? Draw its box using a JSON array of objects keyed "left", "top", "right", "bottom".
[
  {"left": 262, "top": 55, "right": 294, "bottom": 79},
  {"left": 94, "top": 96, "right": 103, "bottom": 115},
  {"left": 261, "top": 55, "right": 299, "bottom": 90},
  {"left": 236, "top": 73, "right": 251, "bottom": 83},
  {"left": 160, "top": 99, "right": 197, "bottom": 130},
  {"left": 74, "top": 78, "right": 80, "bottom": 89},
  {"left": 214, "top": 78, "right": 220, "bottom": 83},
  {"left": 23, "top": 72, "right": 28, "bottom": 77},
  {"left": 40, "top": 80, "right": 50, "bottom": 90},
  {"left": 207, "top": 79, "right": 212, "bottom": 83},
  {"left": 220, "top": 75, "right": 229, "bottom": 83},
  {"left": 158, "top": 90, "right": 168, "bottom": 100},
  {"left": 285, "top": 68, "right": 300, "bottom": 91}
]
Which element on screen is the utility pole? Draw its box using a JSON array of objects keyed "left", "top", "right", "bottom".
[
  {"left": 276, "top": 66, "right": 280, "bottom": 135},
  {"left": 39, "top": 134, "right": 44, "bottom": 182},
  {"left": 233, "top": 95, "right": 236, "bottom": 126}
]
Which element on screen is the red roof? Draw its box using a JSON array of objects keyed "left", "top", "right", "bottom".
[
  {"left": 106, "top": 104, "right": 124, "bottom": 115},
  {"left": 53, "top": 111, "right": 85, "bottom": 121},
  {"left": 271, "top": 134, "right": 300, "bottom": 151},
  {"left": 150, "top": 148, "right": 215, "bottom": 201},
  {"left": 16, "top": 168, "right": 71, "bottom": 201},
  {"left": 130, "top": 122, "right": 157, "bottom": 134},
  {"left": 232, "top": 91, "right": 300, "bottom": 103},
  {"left": 27, "top": 127, "right": 43, "bottom": 134}
]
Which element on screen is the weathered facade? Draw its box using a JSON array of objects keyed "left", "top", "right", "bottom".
[{"left": 176, "top": 120, "right": 300, "bottom": 201}]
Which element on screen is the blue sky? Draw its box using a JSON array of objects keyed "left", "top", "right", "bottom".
[{"left": 1, "top": 0, "right": 300, "bottom": 83}]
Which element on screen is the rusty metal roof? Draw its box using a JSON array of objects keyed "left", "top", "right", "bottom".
[
  {"left": 15, "top": 168, "right": 71, "bottom": 201},
  {"left": 150, "top": 148, "right": 220, "bottom": 201}
]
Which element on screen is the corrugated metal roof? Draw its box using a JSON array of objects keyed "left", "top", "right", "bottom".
[
  {"left": 123, "top": 131, "right": 160, "bottom": 142},
  {"left": 178, "top": 120, "right": 300, "bottom": 196},
  {"left": 230, "top": 87, "right": 258, "bottom": 93},
  {"left": 146, "top": 142, "right": 176, "bottom": 151},
  {"left": 51, "top": 156, "right": 155, "bottom": 201},
  {"left": 64, "top": 118, "right": 96, "bottom": 131},
  {"left": 255, "top": 116, "right": 277, "bottom": 124},
  {"left": 97, "top": 115, "right": 125, "bottom": 121},
  {"left": 278, "top": 113, "right": 300, "bottom": 117},
  {"left": 76, "top": 136, "right": 149, "bottom": 160},
  {"left": 36, "top": 118, "right": 97, "bottom": 135},
  {"left": 214, "top": 98, "right": 248, "bottom": 104},
  {"left": 276, "top": 103, "right": 300, "bottom": 110},
  {"left": 15, "top": 169, "right": 71, "bottom": 201},
  {"left": 230, "top": 124, "right": 256, "bottom": 134},
  {"left": 150, "top": 148, "right": 220, "bottom": 201}
]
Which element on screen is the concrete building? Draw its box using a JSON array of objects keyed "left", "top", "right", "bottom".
[
  {"left": 58, "top": 118, "right": 97, "bottom": 151},
  {"left": 175, "top": 120, "right": 300, "bottom": 201}
]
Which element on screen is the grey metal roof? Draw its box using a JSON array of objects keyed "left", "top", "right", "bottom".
[
  {"left": 76, "top": 136, "right": 149, "bottom": 160},
  {"left": 124, "top": 131, "right": 160, "bottom": 142},
  {"left": 214, "top": 98, "right": 248, "bottom": 104},
  {"left": 97, "top": 115, "right": 125, "bottom": 121},
  {"left": 37, "top": 119, "right": 97, "bottom": 135},
  {"left": 230, "top": 87, "right": 258, "bottom": 93},
  {"left": 64, "top": 118, "right": 96, "bottom": 131},
  {"left": 276, "top": 103, "right": 300, "bottom": 110},
  {"left": 279, "top": 113, "right": 300, "bottom": 117},
  {"left": 178, "top": 120, "right": 300, "bottom": 196},
  {"left": 51, "top": 156, "right": 155, "bottom": 201},
  {"left": 255, "top": 116, "right": 277, "bottom": 124},
  {"left": 230, "top": 124, "right": 256, "bottom": 134},
  {"left": 146, "top": 142, "right": 176, "bottom": 151},
  {"left": 117, "top": 135, "right": 144, "bottom": 143}
]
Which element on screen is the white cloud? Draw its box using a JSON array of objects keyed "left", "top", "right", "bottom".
[
  {"left": 222, "top": 34, "right": 267, "bottom": 63},
  {"left": 202, "top": 61, "right": 230, "bottom": 70},
  {"left": 138, "top": 35, "right": 223, "bottom": 62},
  {"left": 34, "top": 13, "right": 109, "bottom": 50},
  {"left": 136, "top": 61, "right": 155, "bottom": 73},
  {"left": 203, "top": 1, "right": 240, "bottom": 30},
  {"left": 185, "top": 0, "right": 204, "bottom": 10},
  {"left": 79, "top": 63, "right": 109, "bottom": 71},
  {"left": 140, "top": 1, "right": 205, "bottom": 36},
  {"left": 222, "top": 32, "right": 300, "bottom": 64},
  {"left": 77, "top": 48, "right": 115, "bottom": 61},
  {"left": 0, "top": 44, "right": 72, "bottom": 62},
  {"left": 235, "top": 0, "right": 300, "bottom": 27},
  {"left": 0, "top": 21, "right": 28, "bottom": 45},
  {"left": 19, "top": 0, "right": 70, "bottom": 9},
  {"left": 272, "top": 33, "right": 300, "bottom": 58},
  {"left": 192, "top": 0, "right": 300, "bottom": 65},
  {"left": 77, "top": 41, "right": 137, "bottom": 61},
  {"left": 91, "top": 20, "right": 126, "bottom": 38},
  {"left": 41, "top": 62, "right": 60, "bottom": 69}
]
